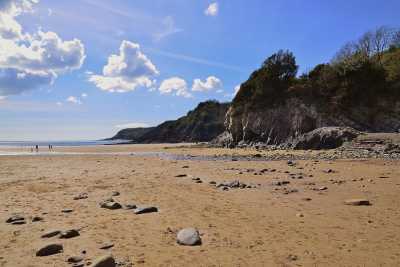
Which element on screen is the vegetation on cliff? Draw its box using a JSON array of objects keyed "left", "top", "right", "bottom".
[{"left": 233, "top": 26, "right": 400, "bottom": 114}]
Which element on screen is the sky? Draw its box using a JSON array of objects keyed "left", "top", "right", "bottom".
[{"left": 0, "top": 0, "right": 399, "bottom": 141}]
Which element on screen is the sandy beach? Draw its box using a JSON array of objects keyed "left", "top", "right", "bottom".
[{"left": 1, "top": 144, "right": 400, "bottom": 266}]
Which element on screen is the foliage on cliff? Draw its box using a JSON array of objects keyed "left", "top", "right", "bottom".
[{"left": 233, "top": 26, "right": 400, "bottom": 114}]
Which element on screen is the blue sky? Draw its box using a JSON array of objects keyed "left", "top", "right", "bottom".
[{"left": 0, "top": 0, "right": 399, "bottom": 141}]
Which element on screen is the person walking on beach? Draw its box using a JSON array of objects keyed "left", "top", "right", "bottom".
[{"left": 35, "top": 145, "right": 39, "bottom": 152}]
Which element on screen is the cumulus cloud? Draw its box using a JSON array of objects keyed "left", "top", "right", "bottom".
[
  {"left": 89, "top": 40, "right": 158, "bottom": 92},
  {"left": 115, "top": 122, "right": 150, "bottom": 129},
  {"left": 0, "top": 0, "right": 86, "bottom": 97},
  {"left": 159, "top": 77, "right": 192, "bottom": 98},
  {"left": 192, "top": 76, "right": 222, "bottom": 92},
  {"left": 205, "top": 2, "right": 218, "bottom": 16},
  {"left": 81, "top": 93, "right": 88, "bottom": 98}
]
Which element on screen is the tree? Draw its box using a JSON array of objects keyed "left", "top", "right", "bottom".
[{"left": 262, "top": 50, "right": 298, "bottom": 82}]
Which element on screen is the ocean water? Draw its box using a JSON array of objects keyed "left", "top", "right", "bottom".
[{"left": 0, "top": 140, "right": 125, "bottom": 148}]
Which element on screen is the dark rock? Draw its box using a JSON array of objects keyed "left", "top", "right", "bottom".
[
  {"left": 175, "top": 174, "right": 187, "bottom": 178},
  {"left": 73, "top": 193, "right": 88, "bottom": 200},
  {"left": 89, "top": 255, "right": 116, "bottom": 267},
  {"left": 209, "top": 181, "right": 217, "bottom": 185},
  {"left": 123, "top": 204, "right": 137, "bottom": 210},
  {"left": 11, "top": 220, "right": 26, "bottom": 225},
  {"left": 6, "top": 215, "right": 24, "bottom": 224},
  {"left": 344, "top": 199, "right": 371, "bottom": 206},
  {"left": 32, "top": 216, "right": 44, "bottom": 222},
  {"left": 59, "top": 229, "right": 80, "bottom": 239},
  {"left": 100, "top": 200, "right": 122, "bottom": 210},
  {"left": 41, "top": 230, "right": 61, "bottom": 238},
  {"left": 291, "top": 127, "right": 360, "bottom": 150},
  {"left": 67, "top": 256, "right": 83, "bottom": 263},
  {"left": 111, "top": 191, "right": 120, "bottom": 196},
  {"left": 134, "top": 206, "right": 158, "bottom": 214},
  {"left": 99, "top": 242, "right": 114, "bottom": 250},
  {"left": 177, "top": 228, "right": 201, "bottom": 246},
  {"left": 36, "top": 243, "right": 63, "bottom": 256},
  {"left": 62, "top": 209, "right": 73, "bottom": 213}
]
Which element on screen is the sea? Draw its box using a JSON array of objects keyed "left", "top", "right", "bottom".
[{"left": 0, "top": 140, "right": 125, "bottom": 148}]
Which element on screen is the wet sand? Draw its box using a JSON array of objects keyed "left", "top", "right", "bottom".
[{"left": 0, "top": 144, "right": 400, "bottom": 266}]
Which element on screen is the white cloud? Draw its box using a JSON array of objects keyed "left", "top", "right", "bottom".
[
  {"left": 66, "top": 96, "right": 81, "bottom": 104},
  {"left": 81, "top": 93, "right": 88, "bottom": 98},
  {"left": 89, "top": 40, "right": 158, "bottom": 92},
  {"left": 115, "top": 122, "right": 150, "bottom": 129},
  {"left": 205, "top": 2, "right": 218, "bottom": 16},
  {"left": 159, "top": 77, "right": 192, "bottom": 98},
  {"left": 192, "top": 76, "right": 222, "bottom": 92},
  {"left": 56, "top": 101, "right": 62, "bottom": 106},
  {"left": 0, "top": 0, "right": 86, "bottom": 97}
]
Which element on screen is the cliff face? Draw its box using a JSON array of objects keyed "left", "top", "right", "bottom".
[
  {"left": 109, "top": 100, "right": 229, "bottom": 143},
  {"left": 109, "top": 127, "right": 155, "bottom": 141},
  {"left": 225, "top": 99, "right": 400, "bottom": 146},
  {"left": 139, "top": 101, "right": 229, "bottom": 143}
]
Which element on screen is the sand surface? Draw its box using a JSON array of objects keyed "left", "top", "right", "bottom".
[{"left": 0, "top": 144, "right": 400, "bottom": 266}]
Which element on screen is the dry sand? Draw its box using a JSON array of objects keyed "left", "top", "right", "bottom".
[{"left": 0, "top": 144, "right": 400, "bottom": 266}]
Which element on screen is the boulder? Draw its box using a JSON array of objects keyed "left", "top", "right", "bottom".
[
  {"left": 290, "top": 127, "right": 360, "bottom": 150},
  {"left": 36, "top": 243, "right": 63, "bottom": 256},
  {"left": 177, "top": 228, "right": 201, "bottom": 246},
  {"left": 6, "top": 215, "right": 25, "bottom": 224},
  {"left": 41, "top": 230, "right": 61, "bottom": 238},
  {"left": 100, "top": 200, "right": 122, "bottom": 210},
  {"left": 59, "top": 229, "right": 80, "bottom": 239},
  {"left": 89, "top": 255, "right": 116, "bottom": 267}
]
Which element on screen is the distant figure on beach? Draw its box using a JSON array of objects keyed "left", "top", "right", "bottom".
[
  {"left": 48, "top": 145, "right": 51, "bottom": 151},
  {"left": 35, "top": 145, "right": 39, "bottom": 152},
  {"left": 30, "top": 147, "right": 33, "bottom": 153}
]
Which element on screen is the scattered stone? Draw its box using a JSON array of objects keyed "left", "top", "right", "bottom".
[
  {"left": 344, "top": 199, "right": 371, "bottom": 206},
  {"left": 36, "top": 243, "right": 63, "bottom": 256},
  {"left": 271, "top": 181, "right": 290, "bottom": 186},
  {"left": 287, "top": 254, "right": 298, "bottom": 261},
  {"left": 182, "top": 166, "right": 189, "bottom": 168},
  {"left": 89, "top": 255, "right": 116, "bottom": 267},
  {"left": 59, "top": 229, "right": 80, "bottom": 239},
  {"left": 319, "top": 186, "right": 328, "bottom": 191},
  {"left": 32, "top": 216, "right": 44, "bottom": 222},
  {"left": 287, "top": 160, "right": 296, "bottom": 166},
  {"left": 62, "top": 209, "right": 73, "bottom": 213},
  {"left": 111, "top": 191, "right": 120, "bottom": 196},
  {"left": 41, "top": 230, "right": 61, "bottom": 238},
  {"left": 177, "top": 228, "right": 201, "bottom": 246},
  {"left": 6, "top": 215, "right": 25, "bottom": 224},
  {"left": 302, "top": 197, "right": 312, "bottom": 201},
  {"left": 134, "top": 206, "right": 158, "bottom": 214},
  {"left": 67, "top": 256, "right": 83, "bottom": 263},
  {"left": 296, "top": 213, "right": 304, "bottom": 218},
  {"left": 175, "top": 174, "right": 187, "bottom": 178},
  {"left": 209, "top": 181, "right": 217, "bottom": 185},
  {"left": 123, "top": 204, "right": 137, "bottom": 210},
  {"left": 192, "top": 177, "right": 201, "bottom": 181},
  {"left": 99, "top": 242, "right": 114, "bottom": 250},
  {"left": 100, "top": 199, "right": 122, "bottom": 210},
  {"left": 73, "top": 193, "right": 88, "bottom": 200}
]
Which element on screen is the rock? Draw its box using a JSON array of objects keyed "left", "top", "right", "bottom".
[
  {"left": 6, "top": 215, "right": 25, "bottom": 224},
  {"left": 271, "top": 181, "right": 290, "bottom": 186},
  {"left": 319, "top": 186, "right": 328, "bottom": 191},
  {"left": 32, "top": 216, "right": 44, "bottom": 222},
  {"left": 62, "top": 209, "right": 73, "bottom": 213},
  {"left": 344, "top": 199, "right": 371, "bottom": 206},
  {"left": 111, "top": 191, "right": 120, "bottom": 196},
  {"left": 175, "top": 174, "right": 187, "bottom": 178},
  {"left": 73, "top": 193, "right": 88, "bottom": 200},
  {"left": 296, "top": 213, "right": 304, "bottom": 218},
  {"left": 209, "top": 181, "right": 217, "bottom": 185},
  {"left": 67, "top": 256, "right": 83, "bottom": 263},
  {"left": 11, "top": 220, "right": 26, "bottom": 225},
  {"left": 134, "top": 206, "right": 158, "bottom": 214},
  {"left": 177, "top": 228, "right": 201, "bottom": 246},
  {"left": 100, "top": 200, "right": 122, "bottom": 210},
  {"left": 89, "top": 255, "right": 116, "bottom": 267},
  {"left": 41, "top": 230, "right": 61, "bottom": 238},
  {"left": 36, "top": 243, "right": 63, "bottom": 256},
  {"left": 123, "top": 204, "right": 137, "bottom": 210},
  {"left": 290, "top": 127, "right": 360, "bottom": 150},
  {"left": 99, "top": 242, "right": 114, "bottom": 250},
  {"left": 59, "top": 229, "right": 80, "bottom": 239}
]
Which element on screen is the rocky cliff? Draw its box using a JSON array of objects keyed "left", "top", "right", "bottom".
[
  {"left": 222, "top": 44, "right": 400, "bottom": 147},
  {"left": 109, "top": 100, "right": 229, "bottom": 143}
]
